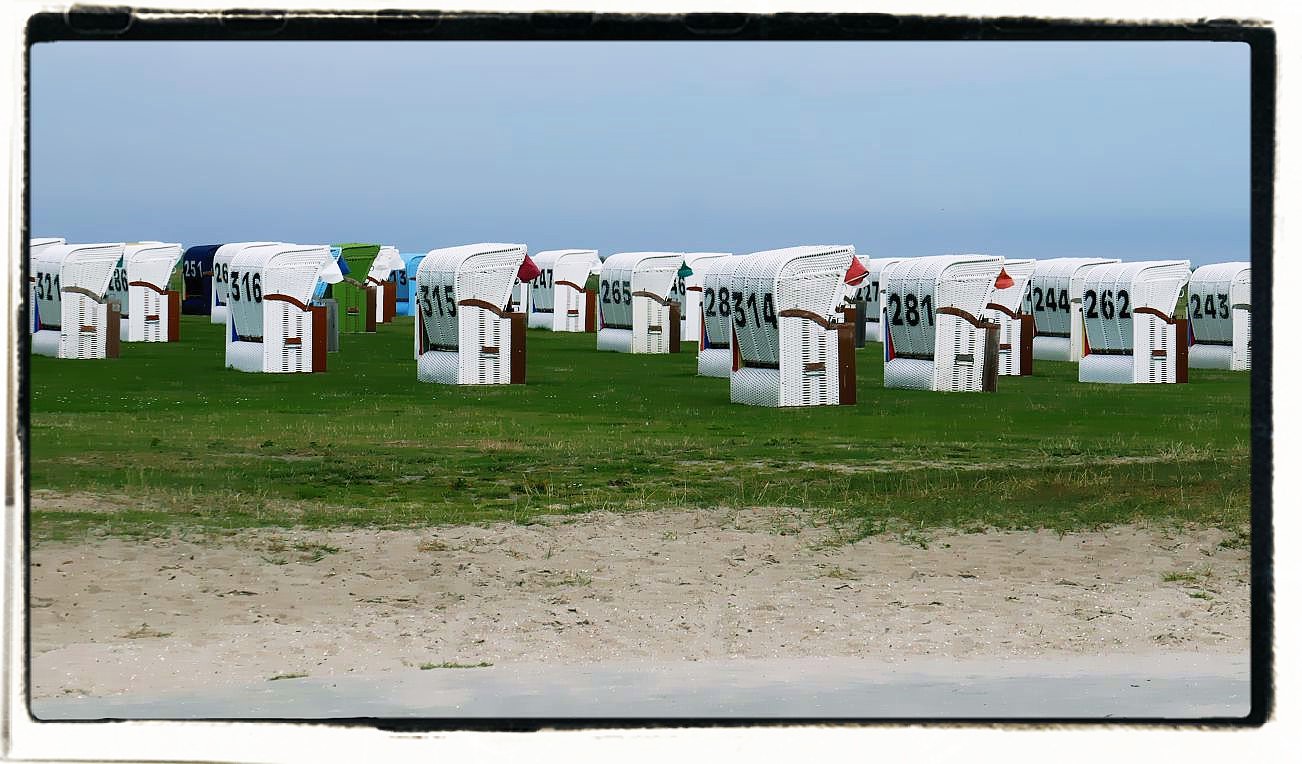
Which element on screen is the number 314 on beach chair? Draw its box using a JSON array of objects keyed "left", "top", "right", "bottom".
[{"left": 729, "top": 245, "right": 858, "bottom": 407}]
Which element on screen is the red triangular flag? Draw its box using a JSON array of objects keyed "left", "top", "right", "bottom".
[
  {"left": 517, "top": 254, "right": 541, "bottom": 282},
  {"left": 994, "top": 267, "right": 1014, "bottom": 290},
  {"left": 844, "top": 255, "right": 869, "bottom": 286}
]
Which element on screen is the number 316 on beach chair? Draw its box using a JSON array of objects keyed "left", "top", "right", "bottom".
[
  {"left": 729, "top": 245, "right": 858, "bottom": 407},
  {"left": 224, "top": 244, "right": 335, "bottom": 373},
  {"left": 414, "top": 243, "right": 533, "bottom": 385}
]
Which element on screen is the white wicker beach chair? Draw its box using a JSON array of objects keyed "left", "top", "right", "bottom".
[
  {"left": 211, "top": 242, "right": 280, "bottom": 325},
  {"left": 29, "top": 238, "right": 65, "bottom": 334},
  {"left": 30, "top": 242, "right": 126, "bottom": 359},
  {"left": 122, "top": 242, "right": 183, "bottom": 342},
  {"left": 365, "top": 245, "right": 405, "bottom": 324},
  {"left": 547, "top": 250, "right": 602, "bottom": 332},
  {"left": 525, "top": 250, "right": 563, "bottom": 329},
  {"left": 1026, "top": 257, "right": 1120, "bottom": 362},
  {"left": 224, "top": 244, "right": 334, "bottom": 373},
  {"left": 696, "top": 253, "right": 748, "bottom": 378},
  {"left": 414, "top": 243, "right": 529, "bottom": 385},
  {"left": 730, "top": 245, "right": 856, "bottom": 407},
  {"left": 881, "top": 255, "right": 1004, "bottom": 393},
  {"left": 671, "top": 252, "right": 731, "bottom": 347},
  {"left": 596, "top": 252, "right": 685, "bottom": 354},
  {"left": 860, "top": 257, "right": 906, "bottom": 343},
  {"left": 1186, "top": 262, "right": 1251, "bottom": 371},
  {"left": 985, "top": 258, "right": 1037, "bottom": 376},
  {"left": 1078, "top": 260, "right": 1191, "bottom": 384}
]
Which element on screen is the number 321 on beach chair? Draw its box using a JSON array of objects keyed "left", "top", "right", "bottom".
[
  {"left": 30, "top": 241, "right": 125, "bottom": 359},
  {"left": 729, "top": 245, "right": 858, "bottom": 407},
  {"left": 414, "top": 243, "right": 535, "bottom": 385},
  {"left": 881, "top": 254, "right": 1005, "bottom": 393},
  {"left": 1078, "top": 260, "right": 1191, "bottom": 384}
]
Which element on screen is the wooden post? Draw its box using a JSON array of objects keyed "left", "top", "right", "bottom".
[
  {"left": 105, "top": 302, "right": 121, "bottom": 358},
  {"left": 311, "top": 305, "right": 327, "bottom": 372},
  {"left": 837, "top": 322, "right": 856, "bottom": 405},
  {"left": 668, "top": 301, "right": 681, "bottom": 353},
  {"left": 167, "top": 291, "right": 181, "bottom": 342},
  {"left": 383, "top": 282, "right": 397, "bottom": 323},
  {"left": 584, "top": 290, "right": 597, "bottom": 333},
  {"left": 1019, "top": 314, "right": 1035, "bottom": 376},
  {"left": 981, "top": 323, "right": 999, "bottom": 392},
  {"left": 365, "top": 287, "right": 378, "bottom": 332},
  {"left": 1175, "top": 318, "right": 1190, "bottom": 383},
  {"left": 509, "top": 311, "right": 526, "bottom": 384}
]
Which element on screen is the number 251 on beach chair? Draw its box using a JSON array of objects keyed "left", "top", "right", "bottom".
[
  {"left": 729, "top": 245, "right": 857, "bottom": 407},
  {"left": 181, "top": 244, "right": 223, "bottom": 316},
  {"left": 1186, "top": 262, "right": 1251, "bottom": 371},
  {"left": 595, "top": 252, "right": 685, "bottom": 353},
  {"left": 224, "top": 244, "right": 335, "bottom": 373},
  {"left": 1026, "top": 257, "right": 1119, "bottom": 363},
  {"left": 881, "top": 254, "right": 1004, "bottom": 393},
  {"left": 30, "top": 241, "right": 125, "bottom": 359},
  {"left": 414, "top": 243, "right": 533, "bottom": 385},
  {"left": 1078, "top": 260, "right": 1191, "bottom": 384},
  {"left": 122, "top": 241, "right": 183, "bottom": 343}
]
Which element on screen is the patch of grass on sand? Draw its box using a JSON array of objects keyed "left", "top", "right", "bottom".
[
  {"left": 29, "top": 317, "right": 1251, "bottom": 543},
  {"left": 419, "top": 661, "right": 493, "bottom": 670}
]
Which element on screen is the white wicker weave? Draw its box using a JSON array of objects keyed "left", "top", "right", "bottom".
[
  {"left": 596, "top": 252, "right": 684, "bottom": 354},
  {"left": 548, "top": 250, "right": 602, "bottom": 332},
  {"left": 365, "top": 245, "right": 404, "bottom": 323},
  {"left": 986, "top": 258, "right": 1037, "bottom": 376},
  {"left": 729, "top": 245, "right": 854, "bottom": 407},
  {"left": 697, "top": 253, "right": 749, "bottom": 377},
  {"left": 225, "top": 244, "right": 333, "bottom": 373},
  {"left": 1078, "top": 260, "right": 1191, "bottom": 384},
  {"left": 211, "top": 242, "right": 280, "bottom": 325},
  {"left": 860, "top": 257, "right": 906, "bottom": 343},
  {"left": 1026, "top": 257, "right": 1119, "bottom": 362},
  {"left": 29, "top": 239, "right": 65, "bottom": 334},
  {"left": 122, "top": 242, "right": 183, "bottom": 342},
  {"left": 30, "top": 242, "right": 125, "bottom": 359},
  {"left": 881, "top": 254, "right": 1003, "bottom": 393},
  {"left": 1187, "top": 262, "right": 1251, "bottom": 371},
  {"left": 415, "top": 243, "right": 528, "bottom": 385},
  {"left": 671, "top": 252, "right": 731, "bottom": 348}
]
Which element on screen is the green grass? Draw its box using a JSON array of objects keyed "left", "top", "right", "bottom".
[{"left": 28, "top": 315, "right": 1250, "bottom": 543}]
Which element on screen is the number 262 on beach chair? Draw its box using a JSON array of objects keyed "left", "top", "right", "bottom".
[{"left": 1078, "top": 260, "right": 1191, "bottom": 384}]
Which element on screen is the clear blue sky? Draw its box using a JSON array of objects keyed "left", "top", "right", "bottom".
[{"left": 30, "top": 40, "right": 1249, "bottom": 265}]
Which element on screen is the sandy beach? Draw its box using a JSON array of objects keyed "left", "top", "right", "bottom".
[{"left": 29, "top": 505, "right": 1249, "bottom": 703}]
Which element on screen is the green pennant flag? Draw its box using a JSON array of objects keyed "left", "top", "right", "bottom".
[{"left": 677, "top": 261, "right": 694, "bottom": 279}]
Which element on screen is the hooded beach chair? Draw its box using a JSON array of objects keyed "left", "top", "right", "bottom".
[
  {"left": 28, "top": 238, "right": 65, "bottom": 334},
  {"left": 1078, "top": 260, "right": 1191, "bottom": 384},
  {"left": 211, "top": 242, "right": 279, "bottom": 325},
  {"left": 29, "top": 242, "right": 126, "bottom": 359},
  {"left": 984, "top": 258, "right": 1037, "bottom": 376},
  {"left": 414, "top": 243, "right": 530, "bottom": 385},
  {"left": 858, "top": 257, "right": 906, "bottom": 343},
  {"left": 696, "top": 253, "right": 749, "bottom": 378},
  {"left": 393, "top": 252, "right": 426, "bottom": 316},
  {"left": 533, "top": 249, "right": 602, "bottom": 332},
  {"left": 881, "top": 255, "right": 1004, "bottom": 393},
  {"left": 329, "top": 243, "right": 383, "bottom": 333},
  {"left": 181, "top": 244, "right": 222, "bottom": 315},
  {"left": 1186, "top": 262, "right": 1251, "bottom": 371},
  {"left": 1026, "top": 257, "right": 1120, "bottom": 362},
  {"left": 730, "top": 245, "right": 857, "bottom": 407},
  {"left": 596, "top": 252, "right": 685, "bottom": 353},
  {"left": 670, "top": 252, "right": 731, "bottom": 347},
  {"left": 224, "top": 244, "right": 334, "bottom": 373},
  {"left": 364, "top": 245, "right": 404, "bottom": 324},
  {"left": 122, "top": 241, "right": 183, "bottom": 342}
]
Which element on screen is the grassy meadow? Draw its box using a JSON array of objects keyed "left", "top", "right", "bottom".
[{"left": 28, "top": 315, "right": 1250, "bottom": 544}]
